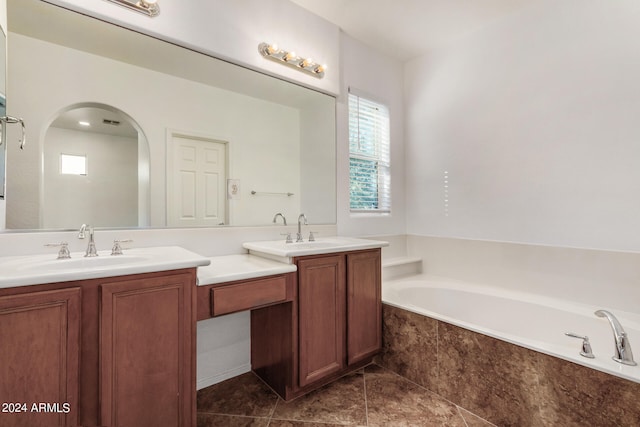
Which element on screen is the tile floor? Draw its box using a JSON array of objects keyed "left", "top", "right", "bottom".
[{"left": 197, "top": 364, "right": 495, "bottom": 426}]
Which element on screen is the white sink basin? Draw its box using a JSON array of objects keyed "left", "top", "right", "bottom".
[
  {"left": 0, "top": 246, "right": 210, "bottom": 289},
  {"left": 243, "top": 236, "right": 388, "bottom": 259},
  {"left": 11, "top": 254, "right": 152, "bottom": 273}
]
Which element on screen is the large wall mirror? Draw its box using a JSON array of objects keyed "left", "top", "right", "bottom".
[
  {"left": 3, "top": 0, "right": 336, "bottom": 230},
  {"left": 0, "top": 25, "right": 6, "bottom": 203}
]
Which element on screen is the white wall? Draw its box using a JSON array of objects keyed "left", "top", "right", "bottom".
[
  {"left": 48, "top": 0, "right": 340, "bottom": 95},
  {"left": 43, "top": 127, "right": 139, "bottom": 229},
  {"left": 337, "top": 33, "right": 405, "bottom": 237},
  {"left": 405, "top": 0, "right": 640, "bottom": 252},
  {"left": 0, "top": 0, "right": 5, "bottom": 34}
]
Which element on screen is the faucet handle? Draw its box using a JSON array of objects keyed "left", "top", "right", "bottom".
[
  {"left": 45, "top": 242, "right": 71, "bottom": 259},
  {"left": 280, "top": 233, "right": 293, "bottom": 244},
  {"left": 308, "top": 231, "right": 318, "bottom": 242},
  {"left": 111, "top": 239, "right": 133, "bottom": 255},
  {"left": 565, "top": 332, "right": 595, "bottom": 359}
]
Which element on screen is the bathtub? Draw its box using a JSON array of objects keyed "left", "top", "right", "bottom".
[{"left": 382, "top": 274, "right": 640, "bottom": 384}]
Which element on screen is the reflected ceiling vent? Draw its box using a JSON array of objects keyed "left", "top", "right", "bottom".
[{"left": 103, "top": 119, "right": 121, "bottom": 126}]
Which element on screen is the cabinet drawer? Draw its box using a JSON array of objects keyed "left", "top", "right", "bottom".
[{"left": 211, "top": 276, "right": 288, "bottom": 316}]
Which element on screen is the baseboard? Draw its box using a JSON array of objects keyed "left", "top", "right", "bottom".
[{"left": 196, "top": 363, "right": 251, "bottom": 390}]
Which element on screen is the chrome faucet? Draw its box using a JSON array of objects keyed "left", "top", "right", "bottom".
[
  {"left": 273, "top": 212, "right": 287, "bottom": 226},
  {"left": 79, "top": 224, "right": 98, "bottom": 257},
  {"left": 296, "top": 213, "right": 308, "bottom": 242},
  {"left": 594, "top": 310, "right": 636, "bottom": 366}
]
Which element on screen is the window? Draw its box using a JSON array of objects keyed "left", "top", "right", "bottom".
[
  {"left": 60, "top": 154, "right": 87, "bottom": 175},
  {"left": 348, "top": 92, "right": 390, "bottom": 213}
]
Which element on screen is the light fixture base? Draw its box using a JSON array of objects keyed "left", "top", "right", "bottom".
[
  {"left": 258, "top": 43, "right": 325, "bottom": 79},
  {"left": 105, "top": 0, "right": 160, "bottom": 17}
]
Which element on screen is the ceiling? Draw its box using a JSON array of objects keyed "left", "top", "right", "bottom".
[
  {"left": 289, "top": 0, "right": 535, "bottom": 61},
  {"left": 51, "top": 107, "right": 138, "bottom": 138}
]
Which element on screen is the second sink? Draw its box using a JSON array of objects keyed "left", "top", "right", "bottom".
[{"left": 243, "top": 236, "right": 389, "bottom": 259}]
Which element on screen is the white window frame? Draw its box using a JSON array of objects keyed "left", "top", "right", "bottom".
[
  {"left": 348, "top": 89, "right": 391, "bottom": 214},
  {"left": 60, "top": 153, "right": 87, "bottom": 176}
]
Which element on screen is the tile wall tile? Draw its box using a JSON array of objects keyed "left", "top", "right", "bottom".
[
  {"left": 375, "top": 304, "right": 438, "bottom": 390},
  {"left": 437, "top": 322, "right": 544, "bottom": 426}
]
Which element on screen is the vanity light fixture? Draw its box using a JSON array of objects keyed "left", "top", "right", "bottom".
[
  {"left": 78, "top": 121, "right": 91, "bottom": 127},
  {"left": 258, "top": 43, "right": 326, "bottom": 79},
  {"left": 105, "top": 0, "right": 160, "bottom": 17}
]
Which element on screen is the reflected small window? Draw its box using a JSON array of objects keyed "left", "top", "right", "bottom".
[{"left": 60, "top": 154, "right": 87, "bottom": 175}]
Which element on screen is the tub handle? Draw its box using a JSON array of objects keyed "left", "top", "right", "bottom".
[{"left": 565, "top": 332, "right": 595, "bottom": 359}]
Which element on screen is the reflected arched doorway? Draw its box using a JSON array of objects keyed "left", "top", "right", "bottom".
[{"left": 42, "top": 103, "right": 150, "bottom": 229}]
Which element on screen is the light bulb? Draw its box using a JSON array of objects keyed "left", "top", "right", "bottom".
[
  {"left": 299, "top": 58, "right": 313, "bottom": 68},
  {"left": 314, "top": 64, "right": 327, "bottom": 74}
]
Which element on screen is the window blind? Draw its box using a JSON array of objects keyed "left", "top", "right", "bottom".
[{"left": 348, "top": 92, "right": 391, "bottom": 213}]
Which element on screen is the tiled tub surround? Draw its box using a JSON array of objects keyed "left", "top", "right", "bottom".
[
  {"left": 376, "top": 304, "right": 640, "bottom": 426},
  {"left": 382, "top": 276, "right": 640, "bottom": 383}
]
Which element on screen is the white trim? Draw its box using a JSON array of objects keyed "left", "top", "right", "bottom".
[
  {"left": 196, "top": 363, "right": 251, "bottom": 390},
  {"left": 347, "top": 86, "right": 390, "bottom": 108}
]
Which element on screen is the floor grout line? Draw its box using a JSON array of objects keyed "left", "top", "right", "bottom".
[
  {"left": 197, "top": 362, "right": 493, "bottom": 427},
  {"left": 456, "top": 406, "right": 470, "bottom": 427},
  {"left": 370, "top": 362, "right": 487, "bottom": 423},
  {"left": 362, "top": 367, "right": 369, "bottom": 426}
]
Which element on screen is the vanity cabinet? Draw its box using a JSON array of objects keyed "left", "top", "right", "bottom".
[
  {"left": 297, "top": 254, "right": 346, "bottom": 387},
  {"left": 0, "top": 268, "right": 197, "bottom": 427},
  {"left": 252, "top": 248, "right": 381, "bottom": 400},
  {"left": 99, "top": 272, "right": 195, "bottom": 427},
  {"left": 0, "top": 287, "right": 81, "bottom": 427},
  {"left": 346, "top": 250, "right": 383, "bottom": 364}
]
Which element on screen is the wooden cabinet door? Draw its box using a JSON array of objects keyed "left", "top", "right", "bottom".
[
  {"left": 297, "top": 255, "right": 346, "bottom": 388},
  {"left": 347, "top": 250, "right": 382, "bottom": 365},
  {"left": 100, "top": 273, "right": 194, "bottom": 427},
  {"left": 0, "top": 287, "right": 81, "bottom": 427}
]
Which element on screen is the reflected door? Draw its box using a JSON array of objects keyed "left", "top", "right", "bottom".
[{"left": 168, "top": 133, "right": 227, "bottom": 227}]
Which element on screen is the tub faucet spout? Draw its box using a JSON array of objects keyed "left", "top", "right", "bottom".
[{"left": 595, "top": 310, "right": 636, "bottom": 366}]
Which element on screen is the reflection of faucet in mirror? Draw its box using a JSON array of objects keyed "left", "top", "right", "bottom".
[
  {"left": 79, "top": 223, "right": 98, "bottom": 257},
  {"left": 297, "top": 213, "right": 308, "bottom": 243},
  {"left": 272, "top": 213, "right": 287, "bottom": 226}
]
